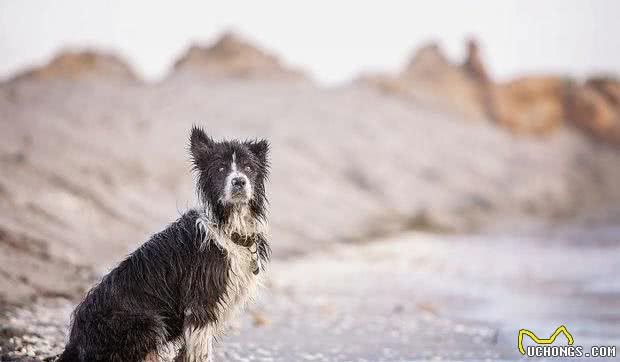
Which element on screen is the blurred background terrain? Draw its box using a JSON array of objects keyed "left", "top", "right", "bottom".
[{"left": 1, "top": 1, "right": 619, "bottom": 361}]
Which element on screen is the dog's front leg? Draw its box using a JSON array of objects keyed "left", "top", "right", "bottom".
[{"left": 179, "top": 325, "right": 214, "bottom": 362}]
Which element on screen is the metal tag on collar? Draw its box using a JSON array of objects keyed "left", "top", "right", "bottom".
[{"left": 249, "top": 242, "right": 260, "bottom": 275}]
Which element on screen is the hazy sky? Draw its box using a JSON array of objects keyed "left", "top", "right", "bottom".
[{"left": 1, "top": 0, "right": 619, "bottom": 84}]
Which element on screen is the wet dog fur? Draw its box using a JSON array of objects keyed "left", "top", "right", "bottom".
[{"left": 55, "top": 126, "right": 271, "bottom": 362}]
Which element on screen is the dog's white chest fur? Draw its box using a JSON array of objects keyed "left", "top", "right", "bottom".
[
  {"left": 217, "top": 233, "right": 262, "bottom": 326},
  {"left": 179, "top": 213, "right": 265, "bottom": 362},
  {"left": 195, "top": 211, "right": 265, "bottom": 331}
]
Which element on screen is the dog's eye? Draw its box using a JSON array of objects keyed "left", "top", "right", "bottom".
[
  {"left": 218, "top": 167, "right": 224, "bottom": 172},
  {"left": 244, "top": 165, "right": 252, "bottom": 172}
]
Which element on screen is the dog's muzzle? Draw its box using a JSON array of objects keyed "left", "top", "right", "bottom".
[
  {"left": 231, "top": 177, "right": 247, "bottom": 197},
  {"left": 223, "top": 169, "right": 252, "bottom": 204}
]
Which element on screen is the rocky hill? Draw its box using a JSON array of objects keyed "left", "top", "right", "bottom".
[
  {"left": 9, "top": 51, "right": 138, "bottom": 83},
  {"left": 359, "top": 42, "right": 487, "bottom": 120},
  {"left": 360, "top": 39, "right": 620, "bottom": 144},
  {"left": 172, "top": 32, "right": 306, "bottom": 80}
]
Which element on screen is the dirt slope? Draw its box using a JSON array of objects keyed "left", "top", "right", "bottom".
[{"left": 1, "top": 73, "right": 620, "bottom": 304}]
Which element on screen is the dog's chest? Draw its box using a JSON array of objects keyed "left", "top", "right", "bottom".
[
  {"left": 226, "top": 240, "right": 259, "bottom": 298},
  {"left": 214, "top": 234, "right": 262, "bottom": 325},
  {"left": 194, "top": 212, "right": 265, "bottom": 328}
]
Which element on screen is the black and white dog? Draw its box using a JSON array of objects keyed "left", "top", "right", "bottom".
[{"left": 56, "top": 127, "right": 271, "bottom": 362}]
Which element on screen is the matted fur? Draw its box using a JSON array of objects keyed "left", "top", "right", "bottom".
[
  {"left": 55, "top": 127, "right": 271, "bottom": 362},
  {"left": 193, "top": 210, "right": 267, "bottom": 336}
]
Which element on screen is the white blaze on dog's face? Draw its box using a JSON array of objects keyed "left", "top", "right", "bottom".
[
  {"left": 189, "top": 127, "right": 269, "bottom": 212},
  {"left": 223, "top": 152, "right": 253, "bottom": 204}
]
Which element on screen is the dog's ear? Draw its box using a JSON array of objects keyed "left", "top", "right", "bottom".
[
  {"left": 246, "top": 139, "right": 269, "bottom": 165},
  {"left": 189, "top": 126, "right": 214, "bottom": 162}
]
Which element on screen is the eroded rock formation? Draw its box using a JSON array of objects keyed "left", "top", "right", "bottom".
[
  {"left": 489, "top": 76, "right": 569, "bottom": 135},
  {"left": 567, "top": 77, "right": 620, "bottom": 144},
  {"left": 10, "top": 51, "right": 138, "bottom": 82},
  {"left": 172, "top": 32, "right": 305, "bottom": 80},
  {"left": 361, "top": 39, "right": 620, "bottom": 144},
  {"left": 360, "top": 42, "right": 487, "bottom": 120}
]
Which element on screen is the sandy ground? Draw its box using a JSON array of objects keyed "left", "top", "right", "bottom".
[{"left": 2, "top": 217, "right": 619, "bottom": 361}]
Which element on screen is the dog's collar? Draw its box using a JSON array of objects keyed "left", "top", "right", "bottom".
[
  {"left": 230, "top": 232, "right": 261, "bottom": 275},
  {"left": 230, "top": 232, "right": 256, "bottom": 247}
]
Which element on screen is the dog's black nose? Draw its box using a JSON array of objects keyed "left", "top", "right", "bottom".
[{"left": 232, "top": 177, "right": 246, "bottom": 188}]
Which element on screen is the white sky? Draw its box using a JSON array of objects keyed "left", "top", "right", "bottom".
[{"left": 1, "top": 0, "right": 619, "bottom": 84}]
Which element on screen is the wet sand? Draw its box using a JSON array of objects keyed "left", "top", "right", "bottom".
[{"left": 2, "top": 220, "right": 618, "bottom": 361}]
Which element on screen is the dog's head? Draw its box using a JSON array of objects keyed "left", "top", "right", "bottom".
[{"left": 189, "top": 126, "right": 269, "bottom": 219}]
